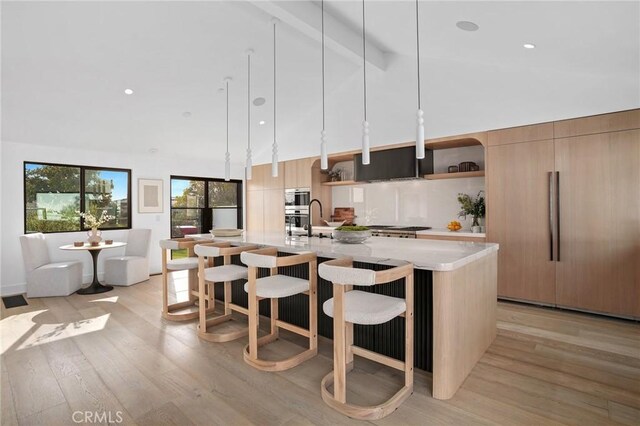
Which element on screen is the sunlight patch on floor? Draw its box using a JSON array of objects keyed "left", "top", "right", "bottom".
[
  {"left": 0, "top": 309, "right": 47, "bottom": 354},
  {"left": 16, "top": 313, "right": 111, "bottom": 350},
  {"left": 89, "top": 296, "right": 119, "bottom": 303}
]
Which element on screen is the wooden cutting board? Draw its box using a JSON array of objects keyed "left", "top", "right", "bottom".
[{"left": 332, "top": 207, "right": 355, "bottom": 225}]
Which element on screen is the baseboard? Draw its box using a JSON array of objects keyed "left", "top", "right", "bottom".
[{"left": 0, "top": 283, "right": 27, "bottom": 297}]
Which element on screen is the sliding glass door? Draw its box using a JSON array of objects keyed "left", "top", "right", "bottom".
[{"left": 170, "top": 176, "right": 242, "bottom": 238}]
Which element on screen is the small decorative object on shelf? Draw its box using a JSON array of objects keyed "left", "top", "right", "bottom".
[
  {"left": 327, "top": 168, "right": 342, "bottom": 182},
  {"left": 90, "top": 241, "right": 100, "bottom": 247},
  {"left": 448, "top": 165, "right": 459, "bottom": 173},
  {"left": 332, "top": 225, "right": 371, "bottom": 244},
  {"left": 447, "top": 220, "right": 462, "bottom": 231},
  {"left": 78, "top": 210, "right": 114, "bottom": 243},
  {"left": 73, "top": 241, "right": 84, "bottom": 247},
  {"left": 105, "top": 239, "right": 113, "bottom": 245},
  {"left": 457, "top": 190, "right": 485, "bottom": 233},
  {"left": 458, "top": 161, "right": 478, "bottom": 172}
]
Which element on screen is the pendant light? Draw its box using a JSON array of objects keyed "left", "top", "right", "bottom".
[
  {"left": 320, "top": 0, "right": 328, "bottom": 170},
  {"left": 246, "top": 49, "right": 254, "bottom": 181},
  {"left": 224, "top": 77, "right": 231, "bottom": 181},
  {"left": 361, "top": 0, "right": 370, "bottom": 165},
  {"left": 271, "top": 18, "right": 279, "bottom": 177},
  {"left": 415, "top": 0, "right": 425, "bottom": 159}
]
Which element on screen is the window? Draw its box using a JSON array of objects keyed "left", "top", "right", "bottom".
[
  {"left": 170, "top": 176, "right": 243, "bottom": 238},
  {"left": 24, "top": 162, "right": 131, "bottom": 233}
]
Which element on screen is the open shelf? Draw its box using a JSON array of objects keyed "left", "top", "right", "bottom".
[
  {"left": 321, "top": 180, "right": 356, "bottom": 186},
  {"left": 424, "top": 170, "right": 485, "bottom": 180}
]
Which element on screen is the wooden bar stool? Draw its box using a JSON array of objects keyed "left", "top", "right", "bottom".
[
  {"left": 240, "top": 247, "right": 318, "bottom": 371},
  {"left": 318, "top": 257, "right": 414, "bottom": 420},
  {"left": 194, "top": 242, "right": 258, "bottom": 342},
  {"left": 159, "top": 238, "right": 203, "bottom": 321}
]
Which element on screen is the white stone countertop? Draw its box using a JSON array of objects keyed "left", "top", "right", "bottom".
[
  {"left": 187, "top": 232, "right": 498, "bottom": 272},
  {"left": 416, "top": 228, "right": 486, "bottom": 238}
]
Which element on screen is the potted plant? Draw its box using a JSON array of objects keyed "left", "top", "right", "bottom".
[
  {"left": 77, "top": 210, "right": 114, "bottom": 244},
  {"left": 457, "top": 190, "right": 485, "bottom": 233}
]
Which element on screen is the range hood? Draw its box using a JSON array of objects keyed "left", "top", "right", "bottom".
[{"left": 354, "top": 146, "right": 433, "bottom": 182}]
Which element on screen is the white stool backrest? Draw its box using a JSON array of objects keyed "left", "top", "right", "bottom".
[
  {"left": 19, "top": 233, "right": 51, "bottom": 272},
  {"left": 318, "top": 263, "right": 376, "bottom": 286},
  {"left": 241, "top": 251, "right": 278, "bottom": 268},
  {"left": 159, "top": 239, "right": 182, "bottom": 250},
  {"left": 126, "top": 229, "right": 151, "bottom": 257},
  {"left": 194, "top": 244, "right": 222, "bottom": 258}
]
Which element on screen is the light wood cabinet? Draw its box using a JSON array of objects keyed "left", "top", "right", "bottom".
[
  {"left": 246, "top": 190, "right": 264, "bottom": 231},
  {"left": 555, "top": 129, "right": 640, "bottom": 317},
  {"left": 486, "top": 140, "right": 557, "bottom": 304},
  {"left": 487, "top": 109, "right": 640, "bottom": 318},
  {"left": 263, "top": 189, "right": 285, "bottom": 232},
  {"left": 246, "top": 163, "right": 285, "bottom": 232},
  {"left": 284, "top": 158, "right": 314, "bottom": 189}
]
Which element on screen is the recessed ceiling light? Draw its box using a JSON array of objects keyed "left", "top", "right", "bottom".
[
  {"left": 456, "top": 21, "right": 479, "bottom": 32},
  {"left": 124, "top": 88, "right": 134, "bottom": 95},
  {"left": 259, "top": 120, "right": 266, "bottom": 125},
  {"left": 523, "top": 43, "right": 536, "bottom": 49},
  {"left": 149, "top": 147, "right": 158, "bottom": 154},
  {"left": 253, "top": 97, "right": 266, "bottom": 106},
  {"left": 182, "top": 112, "right": 192, "bottom": 118}
]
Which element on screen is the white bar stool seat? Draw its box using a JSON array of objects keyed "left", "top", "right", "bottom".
[
  {"left": 243, "top": 275, "right": 309, "bottom": 299},
  {"left": 166, "top": 257, "right": 199, "bottom": 270},
  {"left": 318, "top": 257, "right": 414, "bottom": 420},
  {"left": 323, "top": 290, "right": 406, "bottom": 325},
  {"left": 194, "top": 242, "right": 258, "bottom": 343}
]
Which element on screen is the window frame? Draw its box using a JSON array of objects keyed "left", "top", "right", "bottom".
[
  {"left": 169, "top": 175, "right": 243, "bottom": 238},
  {"left": 23, "top": 161, "right": 132, "bottom": 234}
]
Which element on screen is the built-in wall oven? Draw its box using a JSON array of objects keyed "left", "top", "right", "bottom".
[{"left": 285, "top": 188, "right": 310, "bottom": 234}]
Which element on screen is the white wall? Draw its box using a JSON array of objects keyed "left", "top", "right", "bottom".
[
  {"left": 332, "top": 177, "right": 485, "bottom": 230},
  {"left": 0, "top": 140, "right": 245, "bottom": 295}
]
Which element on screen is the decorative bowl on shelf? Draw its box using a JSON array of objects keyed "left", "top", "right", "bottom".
[
  {"left": 323, "top": 220, "right": 345, "bottom": 227},
  {"left": 210, "top": 228, "right": 244, "bottom": 237},
  {"left": 332, "top": 226, "right": 371, "bottom": 244}
]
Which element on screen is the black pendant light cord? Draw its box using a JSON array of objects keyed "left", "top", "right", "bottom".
[
  {"left": 416, "top": 0, "right": 421, "bottom": 110},
  {"left": 362, "top": 0, "right": 367, "bottom": 121},
  {"left": 226, "top": 80, "right": 229, "bottom": 152},
  {"left": 247, "top": 54, "right": 251, "bottom": 150},
  {"left": 273, "top": 22, "right": 277, "bottom": 145},
  {"left": 321, "top": 0, "right": 325, "bottom": 131}
]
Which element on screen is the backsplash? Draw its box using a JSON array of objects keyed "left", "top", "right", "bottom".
[{"left": 331, "top": 177, "right": 485, "bottom": 230}]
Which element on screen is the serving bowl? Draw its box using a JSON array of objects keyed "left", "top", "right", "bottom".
[
  {"left": 332, "top": 229, "right": 371, "bottom": 244},
  {"left": 210, "top": 228, "right": 244, "bottom": 237}
]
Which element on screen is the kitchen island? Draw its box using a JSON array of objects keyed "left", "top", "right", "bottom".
[{"left": 191, "top": 232, "right": 498, "bottom": 400}]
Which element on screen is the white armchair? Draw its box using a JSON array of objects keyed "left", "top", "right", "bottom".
[
  {"left": 19, "top": 233, "right": 83, "bottom": 298},
  {"left": 104, "top": 229, "right": 151, "bottom": 286}
]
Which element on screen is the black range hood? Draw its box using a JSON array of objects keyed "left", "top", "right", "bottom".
[{"left": 354, "top": 146, "right": 433, "bottom": 182}]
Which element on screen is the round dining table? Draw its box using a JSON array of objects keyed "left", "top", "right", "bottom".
[{"left": 59, "top": 241, "right": 126, "bottom": 294}]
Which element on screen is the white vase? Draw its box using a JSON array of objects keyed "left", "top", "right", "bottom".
[
  {"left": 471, "top": 226, "right": 482, "bottom": 233},
  {"left": 87, "top": 228, "right": 102, "bottom": 244}
]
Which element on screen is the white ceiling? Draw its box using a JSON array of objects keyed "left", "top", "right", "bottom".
[{"left": 2, "top": 1, "right": 639, "bottom": 164}]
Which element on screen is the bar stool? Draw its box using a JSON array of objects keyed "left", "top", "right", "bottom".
[
  {"left": 159, "top": 238, "right": 203, "bottom": 321},
  {"left": 194, "top": 242, "right": 258, "bottom": 342},
  {"left": 318, "top": 257, "right": 414, "bottom": 420},
  {"left": 240, "top": 247, "right": 318, "bottom": 371}
]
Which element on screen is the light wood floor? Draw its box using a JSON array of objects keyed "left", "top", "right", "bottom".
[{"left": 1, "top": 274, "right": 639, "bottom": 425}]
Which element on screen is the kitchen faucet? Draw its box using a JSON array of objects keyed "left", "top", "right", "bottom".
[{"left": 307, "top": 198, "right": 323, "bottom": 237}]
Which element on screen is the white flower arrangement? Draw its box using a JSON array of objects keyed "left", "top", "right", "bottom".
[{"left": 77, "top": 210, "right": 114, "bottom": 228}]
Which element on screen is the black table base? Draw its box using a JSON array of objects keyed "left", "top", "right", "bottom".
[{"left": 77, "top": 247, "right": 114, "bottom": 295}]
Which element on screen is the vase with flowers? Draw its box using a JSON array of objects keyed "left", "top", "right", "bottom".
[
  {"left": 78, "top": 211, "right": 114, "bottom": 244},
  {"left": 457, "top": 190, "right": 486, "bottom": 233}
]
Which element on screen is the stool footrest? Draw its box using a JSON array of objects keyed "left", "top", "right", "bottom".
[
  {"left": 229, "top": 303, "right": 249, "bottom": 315},
  {"left": 351, "top": 345, "right": 405, "bottom": 371},
  {"left": 275, "top": 319, "right": 310, "bottom": 338}
]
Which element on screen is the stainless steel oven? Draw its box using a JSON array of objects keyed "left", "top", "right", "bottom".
[
  {"left": 285, "top": 188, "right": 310, "bottom": 208},
  {"left": 285, "top": 208, "right": 310, "bottom": 233}
]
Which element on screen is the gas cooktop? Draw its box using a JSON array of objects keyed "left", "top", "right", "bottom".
[{"left": 367, "top": 225, "right": 431, "bottom": 238}]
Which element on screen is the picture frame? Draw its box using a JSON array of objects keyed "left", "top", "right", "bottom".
[{"left": 138, "top": 178, "right": 163, "bottom": 213}]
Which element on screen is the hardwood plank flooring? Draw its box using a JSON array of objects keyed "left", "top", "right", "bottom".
[{"left": 1, "top": 275, "right": 638, "bottom": 425}]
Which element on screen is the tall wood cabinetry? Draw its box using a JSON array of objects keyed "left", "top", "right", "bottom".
[
  {"left": 246, "top": 163, "right": 285, "bottom": 232},
  {"left": 487, "top": 110, "right": 640, "bottom": 317}
]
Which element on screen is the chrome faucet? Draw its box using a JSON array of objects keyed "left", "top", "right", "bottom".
[{"left": 307, "top": 198, "right": 323, "bottom": 237}]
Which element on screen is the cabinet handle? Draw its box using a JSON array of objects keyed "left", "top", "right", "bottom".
[
  {"left": 548, "top": 172, "right": 554, "bottom": 261},
  {"left": 555, "top": 171, "right": 560, "bottom": 262}
]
